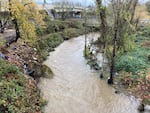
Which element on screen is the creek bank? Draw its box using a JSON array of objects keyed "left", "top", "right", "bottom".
[
  {"left": 0, "top": 20, "right": 98, "bottom": 113},
  {"left": 85, "top": 28, "right": 150, "bottom": 111},
  {"left": 1, "top": 20, "right": 97, "bottom": 80},
  {"left": 38, "top": 34, "right": 139, "bottom": 113},
  {"left": 0, "top": 38, "right": 47, "bottom": 112},
  {"left": 85, "top": 44, "right": 150, "bottom": 112},
  {"left": 0, "top": 57, "right": 46, "bottom": 113}
]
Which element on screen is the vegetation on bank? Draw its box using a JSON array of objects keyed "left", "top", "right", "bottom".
[
  {"left": 115, "top": 47, "right": 150, "bottom": 75},
  {"left": 0, "top": 7, "right": 98, "bottom": 113},
  {"left": 36, "top": 19, "right": 97, "bottom": 62},
  {"left": 0, "top": 18, "right": 97, "bottom": 112},
  {"left": 85, "top": 25, "right": 150, "bottom": 105},
  {"left": 0, "top": 1, "right": 46, "bottom": 113},
  {"left": 114, "top": 26, "right": 150, "bottom": 104},
  {"left": 84, "top": 0, "right": 150, "bottom": 106},
  {"left": 0, "top": 59, "right": 46, "bottom": 113}
]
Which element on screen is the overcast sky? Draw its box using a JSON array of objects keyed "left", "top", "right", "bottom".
[{"left": 35, "top": 0, "right": 149, "bottom": 6}]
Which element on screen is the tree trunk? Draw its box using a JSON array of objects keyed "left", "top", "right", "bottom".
[
  {"left": 109, "top": 10, "right": 119, "bottom": 84},
  {"left": 0, "top": 20, "right": 4, "bottom": 33},
  {"left": 130, "top": 0, "right": 138, "bottom": 24},
  {"left": 96, "top": 0, "right": 107, "bottom": 46},
  {"left": 8, "top": 0, "right": 20, "bottom": 42},
  {"left": 96, "top": 0, "right": 107, "bottom": 78},
  {"left": 13, "top": 19, "right": 20, "bottom": 42},
  {"left": 109, "top": 33, "right": 117, "bottom": 84},
  {"left": 84, "top": 9, "right": 87, "bottom": 57}
]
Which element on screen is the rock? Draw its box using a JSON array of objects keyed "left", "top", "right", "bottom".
[
  {"left": 12, "top": 45, "right": 17, "bottom": 50},
  {"left": 41, "top": 64, "right": 53, "bottom": 78},
  {"left": 32, "top": 56, "right": 38, "bottom": 61},
  {"left": 27, "top": 69, "right": 35, "bottom": 77},
  {"left": 100, "top": 73, "right": 103, "bottom": 79},
  {"left": 94, "top": 65, "right": 99, "bottom": 70},
  {"left": 114, "top": 72, "right": 119, "bottom": 76},
  {"left": 0, "top": 52, "right": 8, "bottom": 60},
  {"left": 145, "top": 105, "right": 150, "bottom": 112},
  {"left": 5, "top": 35, "right": 16, "bottom": 45},
  {"left": 114, "top": 82, "right": 118, "bottom": 85},
  {"left": 28, "top": 63, "right": 41, "bottom": 78},
  {"left": 114, "top": 90, "right": 120, "bottom": 94},
  {"left": 138, "top": 104, "right": 145, "bottom": 112},
  {"left": 33, "top": 48, "right": 37, "bottom": 51},
  {"left": 107, "top": 77, "right": 113, "bottom": 84}
]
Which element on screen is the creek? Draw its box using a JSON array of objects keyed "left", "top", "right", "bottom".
[{"left": 38, "top": 33, "right": 139, "bottom": 113}]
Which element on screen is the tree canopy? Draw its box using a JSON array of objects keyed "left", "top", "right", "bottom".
[
  {"left": 146, "top": 0, "right": 150, "bottom": 13},
  {"left": 8, "top": 0, "right": 44, "bottom": 45},
  {"left": 96, "top": 0, "right": 138, "bottom": 84}
]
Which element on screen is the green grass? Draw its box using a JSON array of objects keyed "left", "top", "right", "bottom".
[
  {"left": 115, "top": 47, "right": 150, "bottom": 75},
  {"left": 115, "top": 25, "right": 150, "bottom": 76}
]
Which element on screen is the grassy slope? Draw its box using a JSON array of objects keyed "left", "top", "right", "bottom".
[
  {"left": 0, "top": 59, "right": 45, "bottom": 113},
  {"left": 0, "top": 19, "right": 97, "bottom": 113},
  {"left": 115, "top": 26, "right": 150, "bottom": 105}
]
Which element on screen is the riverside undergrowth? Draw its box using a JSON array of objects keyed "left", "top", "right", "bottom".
[
  {"left": 0, "top": 19, "right": 99, "bottom": 113},
  {"left": 0, "top": 59, "right": 46, "bottom": 113},
  {"left": 36, "top": 20, "right": 97, "bottom": 62},
  {"left": 114, "top": 26, "right": 150, "bottom": 105}
]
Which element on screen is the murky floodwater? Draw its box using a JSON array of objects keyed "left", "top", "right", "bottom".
[{"left": 38, "top": 34, "right": 139, "bottom": 113}]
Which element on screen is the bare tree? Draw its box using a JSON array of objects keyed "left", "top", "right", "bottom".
[
  {"left": 0, "top": 0, "right": 9, "bottom": 33},
  {"left": 96, "top": 0, "right": 138, "bottom": 84},
  {"left": 96, "top": 0, "right": 108, "bottom": 79},
  {"left": 146, "top": 0, "right": 150, "bottom": 13},
  {"left": 109, "top": 0, "right": 138, "bottom": 84}
]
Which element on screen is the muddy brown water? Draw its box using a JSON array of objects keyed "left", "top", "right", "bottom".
[{"left": 38, "top": 33, "right": 140, "bottom": 113}]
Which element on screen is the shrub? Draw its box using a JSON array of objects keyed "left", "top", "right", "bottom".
[
  {"left": 36, "top": 27, "right": 47, "bottom": 36},
  {"left": 0, "top": 37, "right": 6, "bottom": 47},
  {"left": 45, "top": 33, "right": 64, "bottom": 48},
  {"left": 37, "top": 33, "right": 64, "bottom": 61},
  {"left": 67, "top": 20, "right": 83, "bottom": 29},
  {"left": 62, "top": 28, "right": 85, "bottom": 40},
  {"left": 116, "top": 55, "right": 146, "bottom": 74},
  {"left": 137, "top": 26, "right": 150, "bottom": 38},
  {"left": 0, "top": 59, "right": 19, "bottom": 77},
  {"left": 115, "top": 47, "right": 150, "bottom": 75},
  {"left": 0, "top": 59, "right": 45, "bottom": 113},
  {"left": 46, "top": 20, "right": 67, "bottom": 34}
]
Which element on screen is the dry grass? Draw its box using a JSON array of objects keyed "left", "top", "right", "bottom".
[
  {"left": 135, "top": 4, "right": 150, "bottom": 20},
  {"left": 142, "top": 41, "right": 150, "bottom": 47},
  {"left": 146, "top": 69, "right": 150, "bottom": 79}
]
